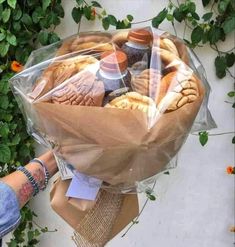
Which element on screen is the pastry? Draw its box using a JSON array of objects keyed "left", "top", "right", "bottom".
[
  {"left": 156, "top": 70, "right": 199, "bottom": 112},
  {"left": 105, "top": 92, "right": 157, "bottom": 116},
  {"left": 29, "top": 55, "right": 98, "bottom": 100},
  {"left": 51, "top": 71, "right": 104, "bottom": 106},
  {"left": 111, "top": 30, "right": 129, "bottom": 48},
  {"left": 160, "top": 38, "right": 179, "bottom": 57},
  {"left": 56, "top": 33, "right": 113, "bottom": 56},
  {"left": 131, "top": 69, "right": 161, "bottom": 97}
]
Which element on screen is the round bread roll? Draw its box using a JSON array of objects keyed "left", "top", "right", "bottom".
[
  {"left": 29, "top": 55, "right": 98, "bottom": 100},
  {"left": 156, "top": 70, "right": 200, "bottom": 112},
  {"left": 160, "top": 38, "right": 179, "bottom": 57},
  {"left": 51, "top": 71, "right": 104, "bottom": 106},
  {"left": 111, "top": 30, "right": 129, "bottom": 48},
  {"left": 131, "top": 69, "right": 162, "bottom": 97},
  {"left": 56, "top": 33, "right": 113, "bottom": 56},
  {"left": 105, "top": 92, "right": 157, "bottom": 118}
]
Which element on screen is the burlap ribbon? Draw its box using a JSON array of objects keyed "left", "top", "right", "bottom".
[{"left": 50, "top": 178, "right": 139, "bottom": 247}]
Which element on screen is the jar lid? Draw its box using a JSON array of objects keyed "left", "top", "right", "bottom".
[
  {"left": 100, "top": 50, "right": 128, "bottom": 73},
  {"left": 128, "top": 29, "right": 152, "bottom": 45}
]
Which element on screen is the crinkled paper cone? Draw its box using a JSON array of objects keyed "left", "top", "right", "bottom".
[{"left": 35, "top": 80, "right": 204, "bottom": 187}]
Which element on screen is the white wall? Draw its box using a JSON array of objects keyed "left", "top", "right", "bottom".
[{"left": 3, "top": 0, "right": 234, "bottom": 246}]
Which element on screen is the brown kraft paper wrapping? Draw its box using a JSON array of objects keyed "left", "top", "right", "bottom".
[
  {"left": 50, "top": 178, "right": 139, "bottom": 246},
  {"left": 34, "top": 77, "right": 204, "bottom": 187}
]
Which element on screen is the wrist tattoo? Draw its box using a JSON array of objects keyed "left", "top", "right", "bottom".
[{"left": 18, "top": 168, "right": 45, "bottom": 206}]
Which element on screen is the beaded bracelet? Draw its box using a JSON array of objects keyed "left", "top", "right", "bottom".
[
  {"left": 30, "top": 158, "right": 50, "bottom": 191},
  {"left": 17, "top": 166, "right": 40, "bottom": 196}
]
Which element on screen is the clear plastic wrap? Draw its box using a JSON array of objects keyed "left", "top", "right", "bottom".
[{"left": 10, "top": 26, "right": 216, "bottom": 193}]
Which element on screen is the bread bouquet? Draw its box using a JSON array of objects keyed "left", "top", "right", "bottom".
[{"left": 10, "top": 27, "right": 214, "bottom": 247}]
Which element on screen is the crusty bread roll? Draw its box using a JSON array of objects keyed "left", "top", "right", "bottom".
[
  {"left": 29, "top": 55, "right": 98, "bottom": 100},
  {"left": 156, "top": 70, "right": 200, "bottom": 112},
  {"left": 106, "top": 92, "right": 156, "bottom": 113},
  {"left": 51, "top": 71, "right": 104, "bottom": 106},
  {"left": 160, "top": 38, "right": 179, "bottom": 57},
  {"left": 56, "top": 33, "right": 113, "bottom": 56},
  {"left": 111, "top": 30, "right": 129, "bottom": 48},
  {"left": 131, "top": 69, "right": 161, "bottom": 97}
]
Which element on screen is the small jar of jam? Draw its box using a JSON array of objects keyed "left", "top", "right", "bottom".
[
  {"left": 97, "top": 50, "right": 132, "bottom": 97},
  {"left": 121, "top": 29, "right": 152, "bottom": 69}
]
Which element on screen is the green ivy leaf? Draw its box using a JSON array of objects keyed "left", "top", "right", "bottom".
[
  {"left": 102, "top": 17, "right": 110, "bottom": 30},
  {"left": 12, "top": 7, "right": 22, "bottom": 20},
  {"left": 214, "top": 56, "right": 227, "bottom": 78},
  {"left": 116, "top": 20, "right": 131, "bottom": 29},
  {"left": 21, "top": 13, "right": 33, "bottom": 26},
  {"left": 0, "top": 0, "right": 6, "bottom": 4},
  {"left": 191, "top": 12, "right": 200, "bottom": 20},
  {"left": 54, "top": 4, "right": 64, "bottom": 18},
  {"left": 0, "top": 144, "right": 11, "bottom": 163},
  {"left": 91, "top": 1, "right": 102, "bottom": 8},
  {"left": 84, "top": 6, "right": 92, "bottom": 20},
  {"left": 227, "top": 91, "right": 235, "bottom": 97},
  {"left": 222, "top": 16, "right": 235, "bottom": 34},
  {"left": 2, "top": 8, "right": 11, "bottom": 23},
  {"left": 7, "top": 0, "right": 16, "bottom": 8},
  {"left": 42, "top": 0, "right": 51, "bottom": 11},
  {"left": 107, "top": 15, "right": 117, "bottom": 26},
  {"left": 202, "top": 12, "right": 213, "bottom": 21},
  {"left": 218, "top": 0, "right": 230, "bottom": 14},
  {"left": 0, "top": 95, "right": 9, "bottom": 109},
  {"left": 166, "top": 14, "right": 174, "bottom": 21},
  {"left": 72, "top": 7, "right": 83, "bottom": 23},
  {"left": 0, "top": 123, "right": 10, "bottom": 137},
  {"left": 0, "top": 80, "right": 9, "bottom": 94},
  {"left": 152, "top": 8, "right": 168, "bottom": 28},
  {"left": 38, "top": 31, "right": 49, "bottom": 45},
  {"left": 6, "top": 32, "right": 17, "bottom": 46},
  {"left": 199, "top": 131, "right": 208, "bottom": 146},
  {"left": 76, "top": 0, "right": 83, "bottom": 5},
  {"left": 188, "top": 2, "right": 196, "bottom": 13},
  {"left": 173, "top": 8, "right": 185, "bottom": 22},
  {"left": 0, "top": 41, "right": 10, "bottom": 57},
  {"left": 7, "top": 240, "right": 17, "bottom": 247},
  {"left": 208, "top": 26, "right": 222, "bottom": 44},
  {"left": 225, "top": 52, "right": 235, "bottom": 67},
  {"left": 0, "top": 33, "right": 6, "bottom": 41},
  {"left": 202, "top": 0, "right": 211, "bottom": 7},
  {"left": 232, "top": 136, "right": 235, "bottom": 144},
  {"left": 48, "top": 32, "right": 60, "bottom": 44},
  {"left": 127, "top": 14, "right": 133, "bottom": 22},
  {"left": 191, "top": 26, "right": 204, "bottom": 44}
]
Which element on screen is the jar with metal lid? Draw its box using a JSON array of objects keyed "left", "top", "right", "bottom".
[
  {"left": 121, "top": 29, "right": 152, "bottom": 69},
  {"left": 97, "top": 50, "right": 132, "bottom": 98}
]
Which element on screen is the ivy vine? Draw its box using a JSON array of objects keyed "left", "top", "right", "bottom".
[{"left": 0, "top": 0, "right": 63, "bottom": 246}]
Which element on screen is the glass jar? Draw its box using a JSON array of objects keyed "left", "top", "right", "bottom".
[
  {"left": 121, "top": 29, "right": 152, "bottom": 69},
  {"left": 97, "top": 50, "right": 132, "bottom": 98}
]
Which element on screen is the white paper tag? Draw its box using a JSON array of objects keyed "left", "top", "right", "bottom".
[
  {"left": 66, "top": 172, "right": 102, "bottom": 201},
  {"left": 54, "top": 155, "right": 74, "bottom": 180}
]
